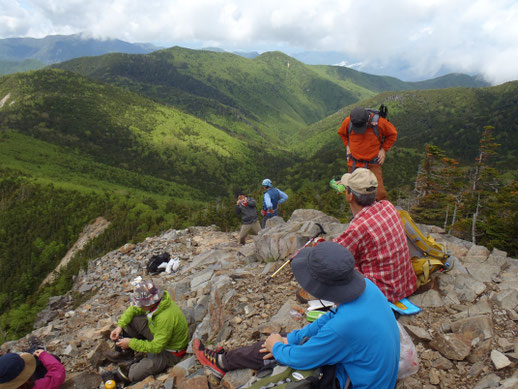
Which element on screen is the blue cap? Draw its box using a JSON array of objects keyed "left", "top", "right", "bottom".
[{"left": 262, "top": 179, "right": 272, "bottom": 187}]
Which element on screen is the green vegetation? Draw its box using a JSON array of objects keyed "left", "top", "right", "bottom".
[
  {"left": 0, "top": 53, "right": 516, "bottom": 342},
  {"left": 0, "top": 69, "right": 288, "bottom": 196},
  {"left": 0, "top": 59, "right": 45, "bottom": 76}
]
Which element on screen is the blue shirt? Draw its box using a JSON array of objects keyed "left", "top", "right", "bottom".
[
  {"left": 263, "top": 188, "right": 288, "bottom": 210},
  {"left": 272, "top": 280, "right": 400, "bottom": 389}
]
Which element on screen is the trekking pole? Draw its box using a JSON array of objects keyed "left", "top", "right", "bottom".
[{"left": 264, "top": 223, "right": 326, "bottom": 284}]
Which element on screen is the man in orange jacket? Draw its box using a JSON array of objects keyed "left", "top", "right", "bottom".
[{"left": 337, "top": 107, "right": 397, "bottom": 200}]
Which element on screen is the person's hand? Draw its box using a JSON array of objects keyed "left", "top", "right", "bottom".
[
  {"left": 268, "top": 209, "right": 274, "bottom": 214},
  {"left": 378, "top": 149, "right": 386, "bottom": 165},
  {"left": 33, "top": 349, "right": 45, "bottom": 357},
  {"left": 116, "top": 337, "right": 131, "bottom": 350},
  {"left": 237, "top": 199, "right": 241, "bottom": 205},
  {"left": 260, "top": 334, "right": 287, "bottom": 359},
  {"left": 110, "top": 326, "right": 122, "bottom": 341}
]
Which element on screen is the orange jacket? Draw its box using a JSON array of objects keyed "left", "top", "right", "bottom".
[{"left": 337, "top": 114, "right": 398, "bottom": 165}]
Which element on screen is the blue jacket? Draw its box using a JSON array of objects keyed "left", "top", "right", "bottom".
[
  {"left": 263, "top": 187, "right": 288, "bottom": 211},
  {"left": 272, "top": 280, "right": 400, "bottom": 389}
]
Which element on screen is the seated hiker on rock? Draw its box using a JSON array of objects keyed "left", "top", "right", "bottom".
[
  {"left": 332, "top": 168, "right": 417, "bottom": 303},
  {"left": 106, "top": 279, "right": 189, "bottom": 384},
  {"left": 0, "top": 349, "right": 66, "bottom": 389},
  {"left": 235, "top": 190, "right": 261, "bottom": 245},
  {"left": 193, "top": 242, "right": 400, "bottom": 389}
]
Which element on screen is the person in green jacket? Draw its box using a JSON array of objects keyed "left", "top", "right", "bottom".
[{"left": 107, "top": 279, "right": 189, "bottom": 383}]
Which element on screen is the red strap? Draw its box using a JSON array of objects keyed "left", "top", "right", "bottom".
[{"left": 171, "top": 349, "right": 186, "bottom": 358}]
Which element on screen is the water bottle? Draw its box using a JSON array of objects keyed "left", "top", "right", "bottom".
[{"left": 329, "top": 178, "right": 345, "bottom": 193}]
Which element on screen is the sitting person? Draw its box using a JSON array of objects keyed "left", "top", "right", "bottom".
[
  {"left": 0, "top": 350, "right": 65, "bottom": 389},
  {"left": 106, "top": 278, "right": 189, "bottom": 384},
  {"left": 333, "top": 168, "right": 417, "bottom": 303},
  {"left": 193, "top": 242, "right": 400, "bottom": 389}
]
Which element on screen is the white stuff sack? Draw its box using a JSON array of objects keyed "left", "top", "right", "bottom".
[{"left": 397, "top": 321, "right": 419, "bottom": 379}]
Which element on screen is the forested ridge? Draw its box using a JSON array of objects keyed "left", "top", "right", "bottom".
[{"left": 0, "top": 52, "right": 516, "bottom": 342}]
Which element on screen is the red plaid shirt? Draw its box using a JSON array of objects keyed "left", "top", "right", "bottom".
[{"left": 333, "top": 200, "right": 417, "bottom": 303}]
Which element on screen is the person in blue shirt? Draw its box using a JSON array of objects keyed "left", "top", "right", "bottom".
[
  {"left": 193, "top": 242, "right": 400, "bottom": 389},
  {"left": 261, "top": 178, "right": 288, "bottom": 228}
]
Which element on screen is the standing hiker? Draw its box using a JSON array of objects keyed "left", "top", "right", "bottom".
[
  {"left": 261, "top": 179, "right": 288, "bottom": 228},
  {"left": 235, "top": 191, "right": 261, "bottom": 245},
  {"left": 337, "top": 106, "right": 397, "bottom": 200},
  {"left": 193, "top": 242, "right": 400, "bottom": 389},
  {"left": 333, "top": 168, "right": 417, "bottom": 303},
  {"left": 105, "top": 279, "right": 189, "bottom": 384}
]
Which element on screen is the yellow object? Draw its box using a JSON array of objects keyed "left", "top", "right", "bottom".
[
  {"left": 398, "top": 209, "right": 453, "bottom": 288},
  {"left": 105, "top": 380, "right": 116, "bottom": 389},
  {"left": 393, "top": 301, "right": 408, "bottom": 310}
]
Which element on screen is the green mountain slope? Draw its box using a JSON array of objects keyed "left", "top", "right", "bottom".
[
  {"left": 297, "top": 81, "right": 518, "bottom": 161},
  {"left": 289, "top": 82, "right": 518, "bottom": 194},
  {"left": 51, "top": 47, "right": 489, "bottom": 147},
  {"left": 0, "top": 69, "right": 285, "bottom": 196},
  {"left": 50, "top": 48, "right": 375, "bottom": 144},
  {"left": 0, "top": 59, "right": 45, "bottom": 76},
  {"left": 312, "top": 66, "right": 489, "bottom": 94}
]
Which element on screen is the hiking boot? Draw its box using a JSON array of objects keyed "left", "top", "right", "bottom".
[
  {"left": 114, "top": 365, "right": 131, "bottom": 385},
  {"left": 192, "top": 338, "right": 226, "bottom": 378},
  {"left": 105, "top": 348, "right": 134, "bottom": 363}
]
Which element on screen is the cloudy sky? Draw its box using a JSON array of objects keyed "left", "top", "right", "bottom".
[{"left": 1, "top": 0, "right": 517, "bottom": 84}]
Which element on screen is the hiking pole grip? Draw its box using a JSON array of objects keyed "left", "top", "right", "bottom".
[{"left": 264, "top": 223, "right": 327, "bottom": 284}]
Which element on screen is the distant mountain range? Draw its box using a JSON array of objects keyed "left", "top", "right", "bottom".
[
  {"left": 0, "top": 34, "right": 159, "bottom": 75},
  {"left": 0, "top": 34, "right": 491, "bottom": 86}
]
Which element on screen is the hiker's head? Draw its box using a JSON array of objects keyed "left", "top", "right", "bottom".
[
  {"left": 339, "top": 168, "right": 377, "bottom": 206},
  {"left": 0, "top": 352, "right": 36, "bottom": 388},
  {"left": 291, "top": 241, "right": 366, "bottom": 304},
  {"left": 236, "top": 190, "right": 246, "bottom": 201},
  {"left": 350, "top": 107, "right": 370, "bottom": 134},
  {"left": 131, "top": 279, "right": 163, "bottom": 310},
  {"left": 262, "top": 179, "right": 272, "bottom": 189}
]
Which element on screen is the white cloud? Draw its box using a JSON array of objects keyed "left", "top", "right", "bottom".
[{"left": 1, "top": 0, "right": 517, "bottom": 83}]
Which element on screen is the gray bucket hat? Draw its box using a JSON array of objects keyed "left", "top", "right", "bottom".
[
  {"left": 291, "top": 241, "right": 366, "bottom": 304},
  {"left": 131, "top": 279, "right": 164, "bottom": 307}
]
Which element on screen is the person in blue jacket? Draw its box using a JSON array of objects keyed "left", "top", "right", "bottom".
[
  {"left": 261, "top": 178, "right": 288, "bottom": 228},
  {"left": 193, "top": 242, "right": 400, "bottom": 389}
]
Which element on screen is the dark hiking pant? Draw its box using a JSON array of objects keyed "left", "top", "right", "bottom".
[
  {"left": 123, "top": 315, "right": 182, "bottom": 382},
  {"left": 222, "top": 340, "right": 270, "bottom": 371},
  {"left": 261, "top": 210, "right": 278, "bottom": 228},
  {"left": 222, "top": 340, "right": 343, "bottom": 388}
]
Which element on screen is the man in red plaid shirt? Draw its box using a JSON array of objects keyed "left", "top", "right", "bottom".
[{"left": 333, "top": 168, "right": 417, "bottom": 303}]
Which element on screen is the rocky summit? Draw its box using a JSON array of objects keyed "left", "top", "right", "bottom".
[{"left": 2, "top": 209, "right": 517, "bottom": 389}]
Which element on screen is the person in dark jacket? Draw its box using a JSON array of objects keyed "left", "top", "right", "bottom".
[{"left": 235, "top": 191, "right": 261, "bottom": 244}]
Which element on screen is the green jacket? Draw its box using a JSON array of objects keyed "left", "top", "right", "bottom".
[{"left": 117, "top": 291, "right": 189, "bottom": 354}]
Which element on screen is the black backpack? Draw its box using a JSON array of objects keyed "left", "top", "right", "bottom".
[{"left": 147, "top": 252, "right": 170, "bottom": 274}]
